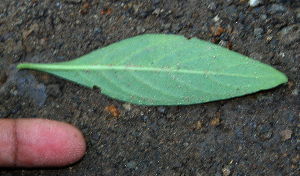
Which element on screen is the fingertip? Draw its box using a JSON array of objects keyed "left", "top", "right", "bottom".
[
  {"left": 0, "top": 119, "right": 16, "bottom": 167},
  {"left": 0, "top": 118, "right": 86, "bottom": 168}
]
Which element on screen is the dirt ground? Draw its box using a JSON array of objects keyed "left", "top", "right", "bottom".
[{"left": 0, "top": 0, "right": 300, "bottom": 175}]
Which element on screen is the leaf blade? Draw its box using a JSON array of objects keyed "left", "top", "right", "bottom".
[{"left": 17, "top": 34, "right": 288, "bottom": 105}]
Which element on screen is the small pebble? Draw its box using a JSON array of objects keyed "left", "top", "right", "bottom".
[
  {"left": 291, "top": 89, "right": 299, "bottom": 96},
  {"left": 257, "top": 124, "right": 273, "bottom": 140},
  {"left": 151, "top": 0, "right": 160, "bottom": 5},
  {"left": 163, "top": 23, "right": 171, "bottom": 30},
  {"left": 292, "top": 155, "right": 300, "bottom": 163},
  {"left": 73, "top": 110, "right": 81, "bottom": 119},
  {"left": 122, "top": 103, "right": 132, "bottom": 111},
  {"left": 214, "top": 171, "right": 222, "bottom": 176},
  {"left": 297, "top": 10, "right": 300, "bottom": 19},
  {"left": 17, "top": 74, "right": 47, "bottom": 107},
  {"left": 254, "top": 28, "right": 264, "bottom": 37},
  {"left": 259, "top": 14, "right": 267, "bottom": 21},
  {"left": 277, "top": 25, "right": 300, "bottom": 45},
  {"left": 218, "top": 40, "right": 228, "bottom": 48},
  {"left": 140, "top": 11, "right": 147, "bottom": 18},
  {"left": 280, "top": 129, "right": 292, "bottom": 141},
  {"left": 157, "top": 106, "right": 165, "bottom": 113},
  {"left": 126, "top": 161, "right": 137, "bottom": 169},
  {"left": 0, "top": 70, "right": 7, "bottom": 84},
  {"left": 67, "top": 0, "right": 82, "bottom": 3},
  {"left": 208, "top": 2, "right": 217, "bottom": 10},
  {"left": 47, "top": 84, "right": 62, "bottom": 98},
  {"left": 249, "top": 0, "right": 261, "bottom": 7},
  {"left": 171, "top": 23, "right": 183, "bottom": 33},
  {"left": 268, "top": 4, "right": 287, "bottom": 14},
  {"left": 136, "top": 26, "right": 145, "bottom": 34},
  {"left": 104, "top": 105, "right": 120, "bottom": 117},
  {"left": 213, "top": 15, "right": 220, "bottom": 22},
  {"left": 0, "top": 105, "right": 9, "bottom": 118},
  {"left": 222, "top": 165, "right": 231, "bottom": 176},
  {"left": 211, "top": 118, "right": 221, "bottom": 126}
]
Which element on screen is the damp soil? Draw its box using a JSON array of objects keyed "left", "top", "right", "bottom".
[{"left": 1, "top": 0, "right": 300, "bottom": 175}]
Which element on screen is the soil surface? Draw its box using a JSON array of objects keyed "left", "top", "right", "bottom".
[{"left": 1, "top": 0, "right": 300, "bottom": 175}]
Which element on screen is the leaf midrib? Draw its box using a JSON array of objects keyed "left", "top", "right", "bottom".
[{"left": 18, "top": 63, "right": 269, "bottom": 78}]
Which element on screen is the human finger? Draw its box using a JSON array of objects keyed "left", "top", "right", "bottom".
[{"left": 0, "top": 118, "right": 86, "bottom": 167}]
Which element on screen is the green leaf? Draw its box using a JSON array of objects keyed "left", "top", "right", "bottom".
[{"left": 17, "top": 34, "right": 288, "bottom": 105}]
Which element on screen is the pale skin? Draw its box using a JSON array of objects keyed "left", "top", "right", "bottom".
[{"left": 0, "top": 118, "right": 86, "bottom": 168}]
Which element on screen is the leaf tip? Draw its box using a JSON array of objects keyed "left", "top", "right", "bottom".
[
  {"left": 283, "top": 75, "right": 288, "bottom": 83},
  {"left": 278, "top": 72, "right": 288, "bottom": 84}
]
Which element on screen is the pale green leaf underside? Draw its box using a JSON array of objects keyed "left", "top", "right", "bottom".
[{"left": 17, "top": 34, "right": 288, "bottom": 105}]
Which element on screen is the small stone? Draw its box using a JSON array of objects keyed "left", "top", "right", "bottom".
[
  {"left": 249, "top": 53, "right": 263, "bottom": 61},
  {"left": 163, "top": 23, "right": 171, "bottom": 30},
  {"left": 122, "top": 103, "right": 132, "bottom": 111},
  {"left": 7, "top": 40, "right": 25, "bottom": 63},
  {"left": 210, "top": 26, "right": 224, "bottom": 36},
  {"left": 254, "top": 28, "right": 264, "bottom": 37},
  {"left": 104, "top": 105, "right": 120, "bottom": 117},
  {"left": 140, "top": 11, "right": 147, "bottom": 18},
  {"left": 73, "top": 110, "right": 81, "bottom": 119},
  {"left": 23, "top": 23, "right": 39, "bottom": 39},
  {"left": 292, "top": 88, "right": 299, "bottom": 96},
  {"left": 268, "top": 4, "right": 287, "bottom": 14},
  {"left": 211, "top": 118, "right": 221, "bottom": 126},
  {"left": 249, "top": 0, "right": 261, "bottom": 7},
  {"left": 157, "top": 106, "right": 165, "bottom": 113},
  {"left": 151, "top": 0, "right": 160, "bottom": 5},
  {"left": 132, "top": 4, "right": 139, "bottom": 13},
  {"left": 208, "top": 2, "right": 217, "bottom": 10},
  {"left": 91, "top": 133, "right": 100, "bottom": 145},
  {"left": 47, "top": 84, "right": 62, "bottom": 98},
  {"left": 0, "top": 70, "right": 7, "bottom": 85},
  {"left": 218, "top": 40, "right": 228, "bottom": 48},
  {"left": 214, "top": 171, "right": 222, "bottom": 176},
  {"left": 297, "top": 9, "right": 300, "bottom": 19},
  {"left": 17, "top": 74, "right": 47, "bottom": 107},
  {"left": 277, "top": 25, "right": 300, "bottom": 45},
  {"left": 257, "top": 124, "right": 273, "bottom": 140},
  {"left": 280, "top": 129, "right": 292, "bottom": 141},
  {"left": 126, "top": 161, "right": 137, "bottom": 169},
  {"left": 171, "top": 23, "right": 183, "bottom": 33},
  {"left": 94, "top": 27, "right": 102, "bottom": 36},
  {"left": 290, "top": 67, "right": 298, "bottom": 73},
  {"left": 45, "top": 15, "right": 54, "bottom": 34},
  {"left": 222, "top": 165, "right": 231, "bottom": 176},
  {"left": 0, "top": 105, "right": 9, "bottom": 118},
  {"left": 80, "top": 3, "right": 90, "bottom": 15},
  {"left": 297, "top": 144, "right": 300, "bottom": 151},
  {"left": 213, "top": 15, "right": 220, "bottom": 22},
  {"left": 136, "top": 26, "right": 145, "bottom": 34},
  {"left": 29, "top": 23, "right": 40, "bottom": 33},
  {"left": 224, "top": 5, "right": 238, "bottom": 21},
  {"left": 259, "top": 14, "right": 267, "bottom": 21},
  {"left": 257, "top": 95, "right": 274, "bottom": 103},
  {"left": 292, "top": 155, "right": 300, "bottom": 163},
  {"left": 67, "top": 0, "right": 82, "bottom": 3},
  {"left": 196, "top": 121, "right": 202, "bottom": 130}
]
